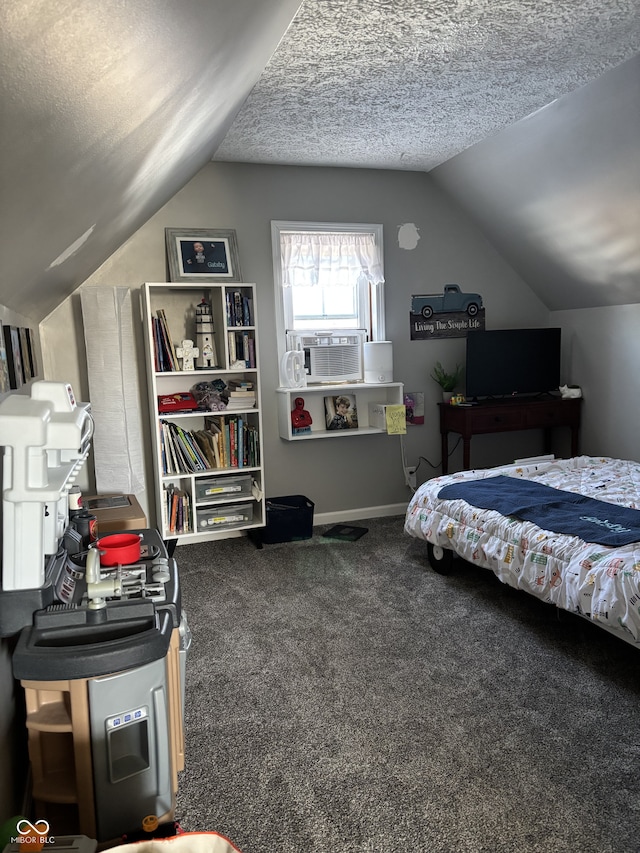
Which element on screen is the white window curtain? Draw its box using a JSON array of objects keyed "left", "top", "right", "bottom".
[{"left": 280, "top": 231, "right": 385, "bottom": 288}]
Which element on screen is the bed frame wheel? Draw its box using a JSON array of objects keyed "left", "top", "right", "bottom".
[{"left": 427, "top": 542, "right": 454, "bottom": 575}]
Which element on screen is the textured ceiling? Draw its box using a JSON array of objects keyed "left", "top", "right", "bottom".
[{"left": 215, "top": 0, "right": 640, "bottom": 171}]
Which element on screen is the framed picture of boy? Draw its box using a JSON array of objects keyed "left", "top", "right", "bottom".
[
  {"left": 325, "top": 394, "right": 358, "bottom": 430},
  {"left": 165, "top": 228, "right": 242, "bottom": 282}
]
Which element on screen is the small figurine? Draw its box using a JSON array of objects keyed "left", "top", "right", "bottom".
[
  {"left": 176, "top": 339, "right": 199, "bottom": 371},
  {"left": 291, "top": 397, "right": 312, "bottom": 434}
]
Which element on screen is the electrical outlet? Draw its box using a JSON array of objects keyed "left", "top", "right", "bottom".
[{"left": 407, "top": 467, "right": 417, "bottom": 489}]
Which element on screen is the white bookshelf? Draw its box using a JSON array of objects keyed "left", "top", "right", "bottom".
[{"left": 142, "top": 282, "right": 265, "bottom": 541}]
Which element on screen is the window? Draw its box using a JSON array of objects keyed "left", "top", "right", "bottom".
[{"left": 271, "top": 221, "right": 385, "bottom": 361}]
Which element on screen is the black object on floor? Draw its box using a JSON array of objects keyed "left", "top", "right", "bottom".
[
  {"left": 261, "top": 495, "right": 315, "bottom": 544},
  {"left": 322, "top": 524, "right": 368, "bottom": 541}
]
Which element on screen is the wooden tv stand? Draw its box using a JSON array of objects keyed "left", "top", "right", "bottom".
[{"left": 439, "top": 396, "right": 582, "bottom": 474}]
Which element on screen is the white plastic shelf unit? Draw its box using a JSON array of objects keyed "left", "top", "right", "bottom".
[
  {"left": 277, "top": 382, "right": 404, "bottom": 440},
  {"left": 142, "top": 282, "right": 265, "bottom": 542}
]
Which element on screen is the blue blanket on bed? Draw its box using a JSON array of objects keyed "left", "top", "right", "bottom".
[{"left": 437, "top": 475, "right": 640, "bottom": 546}]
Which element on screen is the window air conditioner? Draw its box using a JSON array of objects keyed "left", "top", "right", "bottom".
[{"left": 285, "top": 330, "right": 366, "bottom": 384}]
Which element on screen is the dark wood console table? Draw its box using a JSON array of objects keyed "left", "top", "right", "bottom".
[{"left": 439, "top": 397, "right": 582, "bottom": 473}]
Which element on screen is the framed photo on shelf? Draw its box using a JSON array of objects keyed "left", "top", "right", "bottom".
[
  {"left": 325, "top": 394, "right": 358, "bottom": 430},
  {"left": 165, "top": 228, "right": 242, "bottom": 282},
  {"left": 3, "top": 325, "right": 24, "bottom": 389}
]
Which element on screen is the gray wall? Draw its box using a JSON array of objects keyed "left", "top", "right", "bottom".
[
  {"left": 42, "top": 161, "right": 550, "bottom": 527},
  {"left": 551, "top": 304, "right": 640, "bottom": 461},
  {"left": 425, "top": 54, "right": 640, "bottom": 466}
]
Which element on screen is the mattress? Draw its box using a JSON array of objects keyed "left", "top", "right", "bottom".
[{"left": 404, "top": 456, "right": 640, "bottom": 645}]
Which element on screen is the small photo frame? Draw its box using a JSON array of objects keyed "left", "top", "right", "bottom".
[
  {"left": 325, "top": 394, "right": 358, "bottom": 430},
  {"left": 165, "top": 228, "right": 242, "bottom": 282},
  {"left": 3, "top": 325, "right": 24, "bottom": 389}
]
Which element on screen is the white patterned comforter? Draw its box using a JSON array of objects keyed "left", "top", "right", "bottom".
[{"left": 404, "top": 456, "right": 640, "bottom": 645}]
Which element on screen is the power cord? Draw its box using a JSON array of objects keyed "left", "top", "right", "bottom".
[{"left": 401, "top": 434, "right": 462, "bottom": 493}]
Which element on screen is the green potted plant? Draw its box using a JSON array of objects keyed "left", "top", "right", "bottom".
[{"left": 431, "top": 361, "right": 464, "bottom": 402}]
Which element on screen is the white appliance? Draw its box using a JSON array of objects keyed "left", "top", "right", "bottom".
[
  {"left": 363, "top": 341, "right": 393, "bottom": 383},
  {"left": 0, "top": 381, "right": 93, "bottom": 591},
  {"left": 286, "top": 330, "right": 366, "bottom": 384}
]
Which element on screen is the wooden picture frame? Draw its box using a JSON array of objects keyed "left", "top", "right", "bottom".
[
  {"left": 165, "top": 228, "right": 242, "bottom": 282},
  {"left": 3, "top": 325, "right": 24, "bottom": 389}
]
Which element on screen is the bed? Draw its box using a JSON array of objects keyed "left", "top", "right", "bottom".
[{"left": 404, "top": 455, "right": 640, "bottom": 646}]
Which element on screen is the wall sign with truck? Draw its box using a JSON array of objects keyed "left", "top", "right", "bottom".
[{"left": 410, "top": 284, "right": 486, "bottom": 340}]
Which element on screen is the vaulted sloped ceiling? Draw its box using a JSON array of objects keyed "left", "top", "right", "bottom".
[
  {"left": 215, "top": 0, "right": 640, "bottom": 312},
  {"left": 1, "top": 0, "right": 638, "bottom": 321},
  {"left": 215, "top": 0, "right": 640, "bottom": 173},
  {"left": 430, "top": 54, "right": 640, "bottom": 311},
  {"left": 0, "top": 0, "right": 302, "bottom": 322}
]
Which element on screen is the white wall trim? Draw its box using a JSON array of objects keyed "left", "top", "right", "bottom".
[
  {"left": 313, "top": 502, "right": 408, "bottom": 526},
  {"left": 173, "top": 502, "right": 409, "bottom": 547}
]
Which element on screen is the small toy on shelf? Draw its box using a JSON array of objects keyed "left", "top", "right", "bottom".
[
  {"left": 291, "top": 396, "right": 312, "bottom": 435},
  {"left": 176, "top": 339, "right": 199, "bottom": 371}
]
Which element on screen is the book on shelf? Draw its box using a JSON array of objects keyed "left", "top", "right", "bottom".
[
  {"left": 224, "top": 401, "right": 256, "bottom": 411},
  {"left": 158, "top": 309, "right": 178, "bottom": 369},
  {"left": 227, "top": 330, "right": 236, "bottom": 364},
  {"left": 161, "top": 420, "right": 211, "bottom": 474},
  {"left": 204, "top": 414, "right": 260, "bottom": 468},
  {"left": 158, "top": 392, "right": 198, "bottom": 413},
  {"left": 193, "top": 430, "right": 217, "bottom": 468},
  {"left": 227, "top": 379, "right": 254, "bottom": 391},
  {"left": 226, "top": 380, "right": 255, "bottom": 405},
  {"left": 225, "top": 290, "right": 253, "bottom": 327},
  {"left": 226, "top": 388, "right": 256, "bottom": 408},
  {"left": 153, "top": 309, "right": 178, "bottom": 372},
  {"left": 164, "top": 484, "right": 191, "bottom": 534},
  {"left": 227, "top": 330, "right": 255, "bottom": 368}
]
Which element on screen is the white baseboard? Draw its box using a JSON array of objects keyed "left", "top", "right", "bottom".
[
  {"left": 314, "top": 502, "right": 408, "bottom": 527},
  {"left": 174, "top": 503, "right": 409, "bottom": 547}
]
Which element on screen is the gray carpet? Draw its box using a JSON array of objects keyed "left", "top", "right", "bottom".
[{"left": 174, "top": 516, "right": 640, "bottom": 853}]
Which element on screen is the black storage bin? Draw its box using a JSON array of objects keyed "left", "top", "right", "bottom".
[{"left": 261, "top": 495, "right": 314, "bottom": 544}]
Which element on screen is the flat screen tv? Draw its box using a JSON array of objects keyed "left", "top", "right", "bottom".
[{"left": 465, "top": 327, "right": 561, "bottom": 399}]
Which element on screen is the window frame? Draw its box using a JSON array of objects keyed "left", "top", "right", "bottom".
[{"left": 271, "top": 220, "right": 385, "bottom": 365}]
